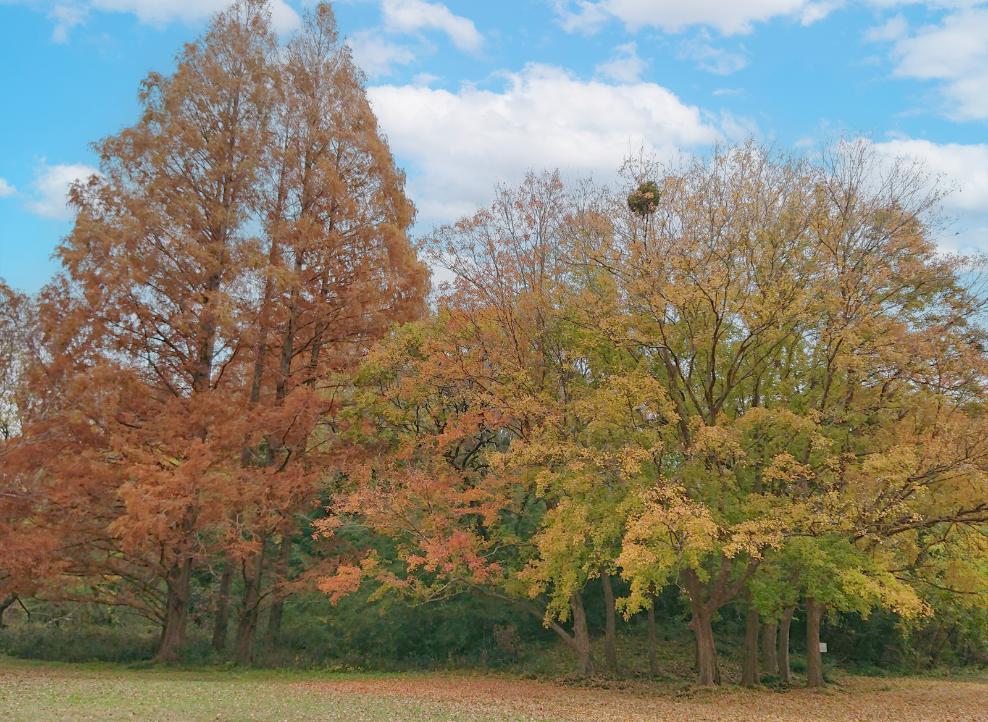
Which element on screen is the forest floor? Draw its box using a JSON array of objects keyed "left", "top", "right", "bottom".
[{"left": 1, "top": 657, "right": 987, "bottom": 722}]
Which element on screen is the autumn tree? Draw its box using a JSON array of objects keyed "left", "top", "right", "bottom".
[
  {"left": 612, "top": 140, "right": 988, "bottom": 686},
  {"left": 319, "top": 172, "right": 637, "bottom": 676},
  {"left": 16, "top": 0, "right": 425, "bottom": 664},
  {"left": 223, "top": 3, "right": 427, "bottom": 664},
  {"left": 323, "top": 140, "right": 988, "bottom": 687}
]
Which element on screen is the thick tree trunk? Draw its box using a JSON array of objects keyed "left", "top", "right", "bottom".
[
  {"left": 742, "top": 606, "right": 761, "bottom": 687},
  {"left": 265, "top": 534, "right": 292, "bottom": 644},
  {"left": 211, "top": 558, "right": 234, "bottom": 652},
  {"left": 156, "top": 557, "right": 192, "bottom": 663},
  {"left": 805, "top": 596, "right": 826, "bottom": 689},
  {"left": 234, "top": 542, "right": 267, "bottom": 666},
  {"left": 0, "top": 594, "right": 17, "bottom": 627},
  {"left": 570, "top": 591, "right": 595, "bottom": 677},
  {"left": 601, "top": 567, "right": 617, "bottom": 672},
  {"left": 647, "top": 602, "right": 659, "bottom": 675},
  {"left": 779, "top": 606, "right": 794, "bottom": 685},
  {"left": 690, "top": 607, "right": 720, "bottom": 686},
  {"left": 762, "top": 621, "right": 779, "bottom": 677}
]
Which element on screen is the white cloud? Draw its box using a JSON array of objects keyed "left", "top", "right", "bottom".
[
  {"left": 555, "top": 0, "right": 836, "bottom": 36},
  {"left": 874, "top": 137, "right": 988, "bottom": 212},
  {"left": 26, "top": 163, "right": 98, "bottom": 220},
  {"left": 367, "top": 64, "right": 723, "bottom": 223},
  {"left": 0, "top": 179, "right": 17, "bottom": 199},
  {"left": 381, "top": 0, "right": 483, "bottom": 53},
  {"left": 864, "top": 14, "right": 908, "bottom": 42},
  {"left": 92, "top": 0, "right": 300, "bottom": 33},
  {"left": 48, "top": 4, "right": 88, "bottom": 43},
  {"left": 873, "top": 137, "right": 988, "bottom": 254},
  {"left": 25, "top": 0, "right": 301, "bottom": 40},
  {"left": 347, "top": 30, "right": 419, "bottom": 78},
  {"left": 878, "top": 7, "right": 988, "bottom": 120},
  {"left": 677, "top": 31, "right": 748, "bottom": 74},
  {"left": 713, "top": 87, "right": 744, "bottom": 96},
  {"left": 595, "top": 41, "right": 647, "bottom": 82}
]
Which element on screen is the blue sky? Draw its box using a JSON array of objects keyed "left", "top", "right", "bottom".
[{"left": 1, "top": 0, "right": 986, "bottom": 293}]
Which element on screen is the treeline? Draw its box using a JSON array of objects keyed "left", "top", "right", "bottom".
[{"left": 2, "top": 0, "right": 988, "bottom": 689}]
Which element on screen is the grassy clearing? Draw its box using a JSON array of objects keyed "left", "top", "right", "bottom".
[{"left": 1, "top": 657, "right": 987, "bottom": 722}]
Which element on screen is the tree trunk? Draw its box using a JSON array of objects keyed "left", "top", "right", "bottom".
[
  {"left": 211, "top": 558, "right": 234, "bottom": 652},
  {"left": 647, "top": 602, "right": 659, "bottom": 675},
  {"left": 690, "top": 606, "right": 720, "bottom": 686},
  {"left": 156, "top": 557, "right": 192, "bottom": 663},
  {"left": 762, "top": 621, "right": 779, "bottom": 677},
  {"left": 570, "top": 591, "right": 595, "bottom": 677},
  {"left": 742, "top": 606, "right": 761, "bottom": 687},
  {"left": 0, "top": 594, "right": 17, "bottom": 627},
  {"left": 234, "top": 541, "right": 267, "bottom": 666},
  {"left": 806, "top": 596, "right": 826, "bottom": 689},
  {"left": 601, "top": 567, "right": 617, "bottom": 672},
  {"left": 779, "top": 606, "right": 794, "bottom": 685},
  {"left": 265, "top": 533, "right": 292, "bottom": 644}
]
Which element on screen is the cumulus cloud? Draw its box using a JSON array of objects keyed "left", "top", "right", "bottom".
[
  {"left": 677, "top": 31, "right": 748, "bottom": 74},
  {"left": 595, "top": 41, "right": 647, "bottom": 82},
  {"left": 381, "top": 0, "right": 483, "bottom": 53},
  {"left": 873, "top": 137, "right": 988, "bottom": 254},
  {"left": 555, "top": 0, "right": 837, "bottom": 36},
  {"left": 0, "top": 179, "right": 17, "bottom": 199},
  {"left": 871, "top": 7, "right": 988, "bottom": 121},
  {"left": 873, "top": 137, "right": 988, "bottom": 212},
  {"left": 26, "top": 163, "right": 98, "bottom": 221},
  {"left": 367, "top": 64, "right": 723, "bottom": 224}
]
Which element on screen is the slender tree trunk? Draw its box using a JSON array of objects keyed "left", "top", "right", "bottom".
[
  {"left": 647, "top": 602, "right": 659, "bottom": 675},
  {"left": 234, "top": 540, "right": 267, "bottom": 666},
  {"left": 570, "top": 591, "right": 595, "bottom": 677},
  {"left": 0, "top": 594, "right": 17, "bottom": 627},
  {"left": 211, "top": 558, "right": 234, "bottom": 652},
  {"left": 266, "top": 533, "right": 292, "bottom": 644},
  {"left": 601, "top": 567, "right": 617, "bottom": 672},
  {"left": 805, "top": 596, "right": 826, "bottom": 689},
  {"left": 779, "top": 606, "right": 794, "bottom": 685},
  {"left": 156, "top": 557, "right": 192, "bottom": 662},
  {"left": 690, "top": 605, "right": 720, "bottom": 686},
  {"left": 742, "top": 606, "right": 761, "bottom": 687},
  {"left": 762, "top": 622, "right": 779, "bottom": 677}
]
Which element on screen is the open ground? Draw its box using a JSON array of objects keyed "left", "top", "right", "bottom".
[{"left": 1, "top": 658, "right": 987, "bottom": 722}]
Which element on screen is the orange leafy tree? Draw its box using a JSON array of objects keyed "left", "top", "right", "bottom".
[{"left": 7, "top": 0, "right": 426, "bottom": 663}]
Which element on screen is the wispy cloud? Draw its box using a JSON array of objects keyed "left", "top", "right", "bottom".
[
  {"left": 678, "top": 31, "right": 748, "bottom": 75},
  {"left": 595, "top": 41, "right": 647, "bottom": 82},
  {"left": 347, "top": 30, "right": 420, "bottom": 78},
  {"left": 26, "top": 163, "right": 98, "bottom": 220},
  {"left": 554, "top": 0, "right": 836, "bottom": 36},
  {"left": 0, "top": 179, "right": 17, "bottom": 199},
  {"left": 869, "top": 7, "right": 988, "bottom": 121},
  {"left": 381, "top": 0, "right": 484, "bottom": 53}
]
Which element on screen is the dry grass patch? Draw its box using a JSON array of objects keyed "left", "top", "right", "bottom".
[{"left": 2, "top": 657, "right": 987, "bottom": 721}]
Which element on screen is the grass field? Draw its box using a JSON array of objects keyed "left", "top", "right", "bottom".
[{"left": 1, "top": 657, "right": 987, "bottom": 722}]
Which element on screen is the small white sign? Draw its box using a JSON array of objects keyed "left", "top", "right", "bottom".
[{"left": 819, "top": 642, "right": 828, "bottom": 653}]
